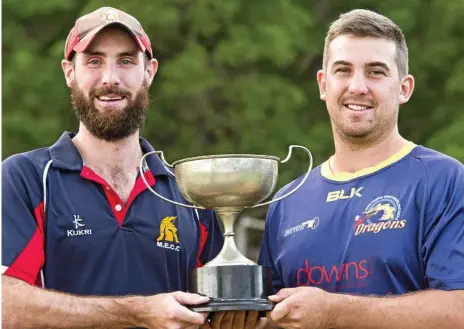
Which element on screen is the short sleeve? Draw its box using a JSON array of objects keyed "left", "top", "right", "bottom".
[
  {"left": 422, "top": 160, "right": 464, "bottom": 290},
  {"left": 195, "top": 210, "right": 224, "bottom": 267},
  {"left": 2, "top": 154, "right": 45, "bottom": 285}
]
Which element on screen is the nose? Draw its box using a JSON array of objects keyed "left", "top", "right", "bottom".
[
  {"left": 101, "top": 63, "right": 120, "bottom": 86},
  {"left": 348, "top": 72, "right": 368, "bottom": 95}
]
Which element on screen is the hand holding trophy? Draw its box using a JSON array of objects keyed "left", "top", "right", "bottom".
[{"left": 140, "top": 145, "right": 313, "bottom": 312}]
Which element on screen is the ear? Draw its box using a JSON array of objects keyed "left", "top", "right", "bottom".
[
  {"left": 144, "top": 58, "right": 159, "bottom": 86},
  {"left": 61, "top": 59, "right": 75, "bottom": 88},
  {"left": 317, "top": 69, "right": 327, "bottom": 101},
  {"left": 399, "top": 74, "right": 415, "bottom": 104}
]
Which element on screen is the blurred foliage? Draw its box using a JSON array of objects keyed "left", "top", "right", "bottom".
[{"left": 3, "top": 0, "right": 464, "bottom": 192}]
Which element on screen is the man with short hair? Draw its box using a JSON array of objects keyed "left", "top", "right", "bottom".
[
  {"left": 259, "top": 9, "right": 464, "bottom": 329},
  {"left": 2, "top": 7, "right": 224, "bottom": 329}
]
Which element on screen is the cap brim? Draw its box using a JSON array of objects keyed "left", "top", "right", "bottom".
[{"left": 72, "top": 22, "right": 146, "bottom": 55}]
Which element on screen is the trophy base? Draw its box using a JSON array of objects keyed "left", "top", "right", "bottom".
[
  {"left": 190, "top": 298, "right": 274, "bottom": 312},
  {"left": 188, "top": 264, "right": 274, "bottom": 312}
]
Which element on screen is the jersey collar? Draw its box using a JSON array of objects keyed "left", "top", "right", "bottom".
[
  {"left": 48, "top": 131, "right": 171, "bottom": 176},
  {"left": 320, "top": 141, "right": 417, "bottom": 182}
]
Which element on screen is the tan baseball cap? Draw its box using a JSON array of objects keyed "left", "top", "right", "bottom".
[{"left": 64, "top": 6, "right": 153, "bottom": 60}]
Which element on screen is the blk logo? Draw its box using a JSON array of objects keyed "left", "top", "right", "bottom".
[{"left": 326, "top": 187, "right": 364, "bottom": 202}]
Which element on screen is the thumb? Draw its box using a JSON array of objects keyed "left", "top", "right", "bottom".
[
  {"left": 172, "top": 291, "right": 209, "bottom": 305},
  {"left": 268, "top": 288, "right": 299, "bottom": 303}
]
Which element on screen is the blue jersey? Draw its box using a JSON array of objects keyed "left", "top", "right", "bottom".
[
  {"left": 259, "top": 143, "right": 464, "bottom": 295},
  {"left": 2, "top": 132, "right": 223, "bottom": 296}
]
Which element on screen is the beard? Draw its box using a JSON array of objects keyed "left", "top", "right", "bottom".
[
  {"left": 70, "top": 82, "right": 150, "bottom": 141},
  {"left": 330, "top": 102, "right": 398, "bottom": 146},
  {"left": 325, "top": 92, "right": 398, "bottom": 147}
]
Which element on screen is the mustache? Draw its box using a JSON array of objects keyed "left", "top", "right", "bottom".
[{"left": 90, "top": 87, "right": 132, "bottom": 98}]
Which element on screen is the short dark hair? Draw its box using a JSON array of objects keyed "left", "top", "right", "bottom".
[{"left": 323, "top": 9, "right": 409, "bottom": 77}]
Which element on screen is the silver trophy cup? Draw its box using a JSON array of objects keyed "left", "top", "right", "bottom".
[{"left": 140, "top": 145, "right": 313, "bottom": 312}]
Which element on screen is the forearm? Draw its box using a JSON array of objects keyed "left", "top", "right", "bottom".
[
  {"left": 2, "top": 275, "right": 141, "bottom": 329},
  {"left": 330, "top": 289, "right": 464, "bottom": 329}
]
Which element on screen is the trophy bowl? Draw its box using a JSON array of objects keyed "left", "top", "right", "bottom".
[
  {"left": 172, "top": 155, "right": 280, "bottom": 210},
  {"left": 140, "top": 146, "right": 313, "bottom": 312}
]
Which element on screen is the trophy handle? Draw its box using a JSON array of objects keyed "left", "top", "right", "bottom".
[
  {"left": 139, "top": 151, "right": 206, "bottom": 210},
  {"left": 250, "top": 145, "right": 313, "bottom": 208}
]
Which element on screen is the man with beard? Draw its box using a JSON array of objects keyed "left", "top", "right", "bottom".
[
  {"left": 2, "top": 7, "right": 224, "bottom": 329},
  {"left": 257, "top": 9, "right": 464, "bottom": 329}
]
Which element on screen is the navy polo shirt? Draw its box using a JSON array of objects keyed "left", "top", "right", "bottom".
[{"left": 2, "top": 132, "right": 223, "bottom": 296}]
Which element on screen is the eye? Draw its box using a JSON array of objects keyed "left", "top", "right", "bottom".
[
  {"left": 120, "top": 59, "right": 134, "bottom": 65},
  {"left": 88, "top": 59, "right": 101, "bottom": 66},
  {"left": 335, "top": 67, "right": 350, "bottom": 74},
  {"left": 369, "top": 70, "right": 386, "bottom": 76}
]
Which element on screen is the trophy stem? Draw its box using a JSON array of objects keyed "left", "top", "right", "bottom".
[
  {"left": 205, "top": 209, "right": 256, "bottom": 266},
  {"left": 218, "top": 209, "right": 239, "bottom": 236}
]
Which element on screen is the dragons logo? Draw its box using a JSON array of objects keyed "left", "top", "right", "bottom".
[
  {"left": 353, "top": 195, "right": 406, "bottom": 236},
  {"left": 355, "top": 196, "right": 401, "bottom": 227}
]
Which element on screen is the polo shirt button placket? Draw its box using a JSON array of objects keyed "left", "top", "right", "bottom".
[{"left": 115, "top": 204, "right": 122, "bottom": 212}]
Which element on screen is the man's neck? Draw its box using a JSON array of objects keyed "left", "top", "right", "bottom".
[
  {"left": 72, "top": 125, "right": 143, "bottom": 171},
  {"left": 330, "top": 129, "right": 409, "bottom": 174}
]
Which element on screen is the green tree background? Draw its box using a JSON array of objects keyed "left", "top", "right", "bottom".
[{"left": 3, "top": 0, "right": 464, "bottom": 188}]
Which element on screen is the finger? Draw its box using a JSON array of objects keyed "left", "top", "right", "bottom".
[
  {"left": 189, "top": 325, "right": 206, "bottom": 329},
  {"left": 173, "top": 291, "right": 209, "bottom": 305},
  {"left": 256, "top": 317, "right": 270, "bottom": 329},
  {"left": 219, "top": 311, "right": 235, "bottom": 329},
  {"left": 268, "top": 299, "right": 291, "bottom": 322},
  {"left": 211, "top": 312, "right": 226, "bottom": 329},
  {"left": 232, "top": 311, "right": 246, "bottom": 329},
  {"left": 200, "top": 320, "right": 213, "bottom": 329},
  {"left": 245, "top": 311, "right": 259, "bottom": 329},
  {"left": 199, "top": 312, "right": 209, "bottom": 324},
  {"left": 268, "top": 288, "right": 299, "bottom": 302},
  {"left": 173, "top": 305, "right": 210, "bottom": 325}
]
